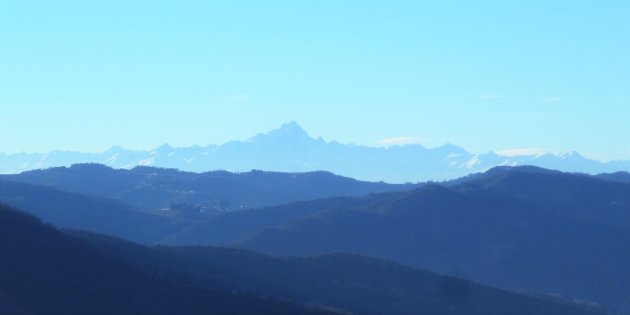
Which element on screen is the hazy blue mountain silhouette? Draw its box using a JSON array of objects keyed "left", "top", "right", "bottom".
[
  {"left": 1, "top": 166, "right": 627, "bottom": 312},
  {"left": 161, "top": 194, "right": 398, "bottom": 246},
  {"left": 77, "top": 229, "right": 607, "bottom": 315},
  {"left": 161, "top": 167, "right": 630, "bottom": 312},
  {"left": 0, "top": 177, "right": 408, "bottom": 244},
  {"left": 0, "top": 180, "right": 189, "bottom": 243},
  {"left": 0, "top": 164, "right": 418, "bottom": 244},
  {"left": 594, "top": 171, "right": 630, "bottom": 183},
  {"left": 0, "top": 203, "right": 331, "bottom": 315},
  {"left": 0, "top": 203, "right": 603, "bottom": 315},
  {"left": 1, "top": 163, "right": 419, "bottom": 210},
  {"left": 2, "top": 122, "right": 629, "bottom": 182}
]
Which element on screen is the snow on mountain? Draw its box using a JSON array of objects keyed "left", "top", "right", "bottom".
[{"left": 1, "top": 122, "right": 629, "bottom": 182}]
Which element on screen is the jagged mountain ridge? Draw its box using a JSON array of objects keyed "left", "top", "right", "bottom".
[{"left": 1, "top": 121, "right": 629, "bottom": 182}]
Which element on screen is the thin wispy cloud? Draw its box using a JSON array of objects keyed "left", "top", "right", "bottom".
[{"left": 378, "top": 137, "right": 426, "bottom": 146}]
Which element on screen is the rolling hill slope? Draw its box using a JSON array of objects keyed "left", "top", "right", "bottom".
[
  {"left": 166, "top": 167, "right": 630, "bottom": 312},
  {"left": 1, "top": 163, "right": 419, "bottom": 210},
  {"left": 0, "top": 203, "right": 330, "bottom": 315},
  {"left": 0, "top": 181, "right": 187, "bottom": 243},
  {"left": 70, "top": 227, "right": 604, "bottom": 315}
]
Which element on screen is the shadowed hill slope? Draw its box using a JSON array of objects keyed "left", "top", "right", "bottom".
[
  {"left": 69, "top": 229, "right": 604, "bottom": 315},
  {"left": 0, "top": 181, "right": 187, "bottom": 243},
  {"left": 202, "top": 167, "right": 630, "bottom": 312},
  {"left": 0, "top": 203, "right": 331, "bottom": 315}
]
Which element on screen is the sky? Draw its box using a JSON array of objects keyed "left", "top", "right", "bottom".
[{"left": 1, "top": 1, "right": 629, "bottom": 160}]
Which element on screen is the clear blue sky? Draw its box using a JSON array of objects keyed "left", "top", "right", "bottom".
[{"left": 1, "top": 1, "right": 628, "bottom": 160}]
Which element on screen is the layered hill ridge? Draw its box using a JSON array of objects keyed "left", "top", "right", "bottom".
[
  {"left": 0, "top": 203, "right": 330, "bottom": 315},
  {"left": 1, "top": 163, "right": 419, "bottom": 211},
  {"left": 154, "top": 167, "right": 630, "bottom": 312},
  {"left": 2, "top": 122, "right": 629, "bottom": 182},
  {"left": 0, "top": 165, "right": 418, "bottom": 244},
  {"left": 0, "top": 180, "right": 185, "bottom": 243},
  {"left": 2, "top": 165, "right": 629, "bottom": 312},
  {"left": 0, "top": 203, "right": 604, "bottom": 315}
]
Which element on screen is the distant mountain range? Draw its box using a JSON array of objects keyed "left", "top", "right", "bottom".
[{"left": 2, "top": 121, "right": 629, "bottom": 182}]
